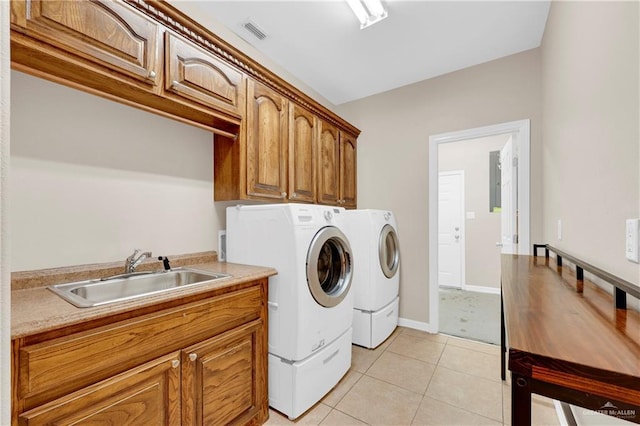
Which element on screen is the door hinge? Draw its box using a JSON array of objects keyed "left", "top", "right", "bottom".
[
  {"left": 513, "top": 234, "right": 519, "bottom": 244},
  {"left": 512, "top": 157, "right": 518, "bottom": 167}
]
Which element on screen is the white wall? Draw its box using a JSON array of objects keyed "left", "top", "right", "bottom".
[
  {"left": 541, "top": 1, "right": 640, "bottom": 285},
  {"left": 439, "top": 134, "right": 511, "bottom": 289},
  {"left": 10, "top": 71, "right": 223, "bottom": 271},
  {"left": 337, "top": 49, "right": 542, "bottom": 325}
]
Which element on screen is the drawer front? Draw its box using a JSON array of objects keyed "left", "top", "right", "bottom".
[
  {"left": 19, "top": 285, "right": 263, "bottom": 406},
  {"left": 13, "top": 0, "right": 160, "bottom": 86}
]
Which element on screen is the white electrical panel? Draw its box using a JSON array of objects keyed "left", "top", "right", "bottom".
[{"left": 625, "top": 219, "right": 639, "bottom": 263}]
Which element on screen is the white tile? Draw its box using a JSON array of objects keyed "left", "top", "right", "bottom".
[
  {"left": 336, "top": 375, "right": 423, "bottom": 425},
  {"left": 425, "top": 366, "right": 503, "bottom": 422}
]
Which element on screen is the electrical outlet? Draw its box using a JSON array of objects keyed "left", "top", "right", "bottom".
[{"left": 625, "top": 219, "right": 639, "bottom": 263}]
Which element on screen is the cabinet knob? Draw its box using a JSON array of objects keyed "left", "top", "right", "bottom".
[
  {"left": 189, "top": 353, "right": 198, "bottom": 362},
  {"left": 171, "top": 359, "right": 180, "bottom": 368},
  {"left": 148, "top": 70, "right": 157, "bottom": 79},
  {"left": 292, "top": 192, "right": 297, "bottom": 198},
  {"left": 281, "top": 192, "right": 287, "bottom": 197}
]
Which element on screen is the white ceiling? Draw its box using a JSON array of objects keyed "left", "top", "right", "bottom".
[{"left": 184, "top": 1, "right": 550, "bottom": 105}]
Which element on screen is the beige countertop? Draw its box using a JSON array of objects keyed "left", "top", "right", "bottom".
[{"left": 12, "top": 260, "right": 277, "bottom": 339}]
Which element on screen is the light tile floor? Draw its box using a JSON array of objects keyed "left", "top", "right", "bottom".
[{"left": 266, "top": 327, "right": 561, "bottom": 425}]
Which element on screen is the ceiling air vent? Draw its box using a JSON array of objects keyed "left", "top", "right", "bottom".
[{"left": 242, "top": 20, "right": 268, "bottom": 41}]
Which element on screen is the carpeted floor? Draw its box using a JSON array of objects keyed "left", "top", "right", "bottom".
[{"left": 439, "top": 287, "right": 501, "bottom": 345}]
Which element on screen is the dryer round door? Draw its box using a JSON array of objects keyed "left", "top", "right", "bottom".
[
  {"left": 307, "top": 226, "right": 353, "bottom": 308},
  {"left": 379, "top": 224, "right": 400, "bottom": 278}
]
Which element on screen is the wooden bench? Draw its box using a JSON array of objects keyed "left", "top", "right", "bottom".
[{"left": 501, "top": 248, "right": 640, "bottom": 425}]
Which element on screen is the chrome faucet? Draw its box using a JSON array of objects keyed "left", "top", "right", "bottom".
[{"left": 125, "top": 249, "right": 152, "bottom": 273}]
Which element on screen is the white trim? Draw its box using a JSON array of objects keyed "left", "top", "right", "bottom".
[
  {"left": 553, "top": 400, "right": 570, "bottom": 426},
  {"left": 429, "top": 119, "right": 531, "bottom": 333},
  {"left": 464, "top": 285, "right": 501, "bottom": 295},
  {"left": 438, "top": 170, "right": 466, "bottom": 290},
  {"left": 398, "top": 317, "right": 437, "bottom": 334},
  {"left": 0, "top": 1, "right": 10, "bottom": 423}
]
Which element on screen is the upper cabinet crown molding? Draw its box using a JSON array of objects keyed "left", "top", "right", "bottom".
[{"left": 124, "top": 0, "right": 360, "bottom": 137}]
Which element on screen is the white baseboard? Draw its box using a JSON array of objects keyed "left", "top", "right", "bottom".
[
  {"left": 464, "top": 285, "right": 501, "bottom": 295},
  {"left": 398, "top": 317, "right": 437, "bottom": 334}
]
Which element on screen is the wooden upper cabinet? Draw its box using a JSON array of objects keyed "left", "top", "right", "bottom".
[
  {"left": 289, "top": 103, "right": 317, "bottom": 203},
  {"left": 11, "top": 0, "right": 161, "bottom": 87},
  {"left": 340, "top": 132, "right": 357, "bottom": 208},
  {"left": 165, "top": 32, "right": 245, "bottom": 118},
  {"left": 317, "top": 123, "right": 358, "bottom": 207},
  {"left": 317, "top": 120, "right": 341, "bottom": 206},
  {"left": 181, "top": 320, "right": 266, "bottom": 426},
  {"left": 246, "top": 80, "right": 289, "bottom": 200},
  {"left": 9, "top": 0, "right": 358, "bottom": 205},
  {"left": 19, "top": 352, "right": 181, "bottom": 426}
]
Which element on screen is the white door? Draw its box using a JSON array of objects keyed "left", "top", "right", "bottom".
[
  {"left": 500, "top": 137, "right": 518, "bottom": 254},
  {"left": 438, "top": 171, "right": 464, "bottom": 288}
]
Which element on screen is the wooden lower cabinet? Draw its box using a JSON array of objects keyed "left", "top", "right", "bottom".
[{"left": 13, "top": 281, "right": 269, "bottom": 426}]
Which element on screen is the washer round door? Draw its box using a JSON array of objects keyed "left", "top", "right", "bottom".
[
  {"left": 307, "top": 226, "right": 353, "bottom": 308},
  {"left": 379, "top": 224, "right": 400, "bottom": 279}
]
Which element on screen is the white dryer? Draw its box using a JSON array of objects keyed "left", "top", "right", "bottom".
[
  {"left": 226, "top": 204, "right": 353, "bottom": 419},
  {"left": 344, "top": 209, "right": 400, "bottom": 348}
]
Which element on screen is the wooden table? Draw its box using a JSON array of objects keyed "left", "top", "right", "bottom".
[{"left": 501, "top": 254, "right": 640, "bottom": 425}]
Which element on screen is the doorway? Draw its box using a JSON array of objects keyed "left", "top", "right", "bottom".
[{"left": 428, "top": 120, "right": 531, "bottom": 337}]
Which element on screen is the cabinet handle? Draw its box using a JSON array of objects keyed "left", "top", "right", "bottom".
[
  {"left": 189, "top": 353, "right": 198, "bottom": 362},
  {"left": 171, "top": 359, "right": 180, "bottom": 368},
  {"left": 148, "top": 70, "right": 157, "bottom": 79}
]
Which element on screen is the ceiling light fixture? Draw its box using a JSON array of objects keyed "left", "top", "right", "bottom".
[{"left": 346, "top": 0, "right": 388, "bottom": 29}]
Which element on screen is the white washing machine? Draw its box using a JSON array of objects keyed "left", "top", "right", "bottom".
[
  {"left": 344, "top": 209, "right": 400, "bottom": 348},
  {"left": 226, "top": 204, "right": 354, "bottom": 419}
]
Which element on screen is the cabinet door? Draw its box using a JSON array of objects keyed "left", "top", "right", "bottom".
[
  {"left": 18, "top": 352, "right": 181, "bottom": 425},
  {"left": 340, "top": 132, "right": 358, "bottom": 208},
  {"left": 246, "top": 80, "right": 288, "bottom": 200},
  {"left": 317, "top": 120, "right": 341, "bottom": 205},
  {"left": 165, "top": 32, "right": 245, "bottom": 117},
  {"left": 182, "top": 319, "right": 267, "bottom": 426},
  {"left": 289, "top": 103, "right": 317, "bottom": 203},
  {"left": 14, "top": 0, "right": 160, "bottom": 87}
]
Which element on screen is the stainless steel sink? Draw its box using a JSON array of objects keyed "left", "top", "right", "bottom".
[{"left": 48, "top": 268, "right": 230, "bottom": 308}]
